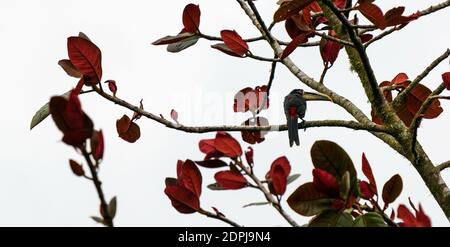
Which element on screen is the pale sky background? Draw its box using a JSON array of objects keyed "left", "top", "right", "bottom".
[{"left": 0, "top": 0, "right": 449, "bottom": 226}]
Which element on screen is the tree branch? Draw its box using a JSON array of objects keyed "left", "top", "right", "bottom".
[
  {"left": 235, "top": 158, "right": 299, "bottom": 227},
  {"left": 392, "top": 49, "right": 450, "bottom": 109},
  {"left": 314, "top": 31, "right": 355, "bottom": 47},
  {"left": 91, "top": 85, "right": 389, "bottom": 134},
  {"left": 198, "top": 208, "right": 242, "bottom": 227},
  {"left": 437, "top": 160, "right": 450, "bottom": 171},
  {"left": 81, "top": 147, "right": 114, "bottom": 227}
]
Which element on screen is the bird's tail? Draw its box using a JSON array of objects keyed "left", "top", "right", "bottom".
[{"left": 288, "top": 116, "right": 299, "bottom": 147}]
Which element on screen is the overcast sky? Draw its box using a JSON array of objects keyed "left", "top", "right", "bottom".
[{"left": 0, "top": 0, "right": 449, "bottom": 226}]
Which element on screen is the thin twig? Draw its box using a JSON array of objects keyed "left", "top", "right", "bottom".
[
  {"left": 198, "top": 208, "right": 242, "bottom": 227},
  {"left": 392, "top": 49, "right": 450, "bottom": 109},
  {"left": 199, "top": 32, "right": 264, "bottom": 43},
  {"left": 257, "top": 60, "right": 277, "bottom": 114},
  {"left": 319, "top": 63, "right": 332, "bottom": 84},
  {"left": 314, "top": 31, "right": 355, "bottom": 47},
  {"left": 81, "top": 147, "right": 114, "bottom": 227},
  {"left": 235, "top": 158, "right": 299, "bottom": 227},
  {"left": 247, "top": 53, "right": 281, "bottom": 62}
]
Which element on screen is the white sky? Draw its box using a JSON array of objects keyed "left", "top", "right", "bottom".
[{"left": 0, "top": 0, "right": 449, "bottom": 226}]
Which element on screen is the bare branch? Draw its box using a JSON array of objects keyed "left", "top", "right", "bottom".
[
  {"left": 419, "top": 0, "right": 450, "bottom": 16},
  {"left": 314, "top": 31, "right": 355, "bottom": 47},
  {"left": 235, "top": 158, "right": 299, "bottom": 227},
  {"left": 91, "top": 85, "right": 389, "bottom": 134},
  {"left": 392, "top": 49, "right": 450, "bottom": 109},
  {"left": 438, "top": 161, "right": 450, "bottom": 171},
  {"left": 81, "top": 148, "right": 114, "bottom": 227},
  {"left": 198, "top": 208, "right": 242, "bottom": 227}
]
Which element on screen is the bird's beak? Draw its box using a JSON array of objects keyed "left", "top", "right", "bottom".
[{"left": 303, "top": 92, "right": 333, "bottom": 102}]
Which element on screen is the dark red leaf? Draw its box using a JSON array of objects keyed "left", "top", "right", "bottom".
[
  {"left": 164, "top": 185, "right": 200, "bottom": 214},
  {"left": 105, "top": 80, "right": 117, "bottom": 97},
  {"left": 312, "top": 168, "right": 339, "bottom": 197},
  {"left": 357, "top": 3, "right": 386, "bottom": 30},
  {"left": 245, "top": 147, "right": 254, "bottom": 165},
  {"left": 69, "top": 159, "right": 84, "bottom": 176},
  {"left": 214, "top": 171, "right": 247, "bottom": 190},
  {"left": 384, "top": 7, "right": 411, "bottom": 27},
  {"left": 182, "top": 4, "right": 201, "bottom": 33},
  {"left": 49, "top": 91, "right": 93, "bottom": 147},
  {"left": 220, "top": 30, "right": 249, "bottom": 57},
  {"left": 442, "top": 72, "right": 450, "bottom": 90},
  {"left": 362, "top": 153, "right": 377, "bottom": 193},
  {"left": 407, "top": 84, "right": 443, "bottom": 119},
  {"left": 280, "top": 33, "right": 308, "bottom": 59},
  {"left": 382, "top": 174, "right": 403, "bottom": 205},
  {"left": 214, "top": 132, "right": 242, "bottom": 158},
  {"left": 359, "top": 181, "right": 375, "bottom": 199},
  {"left": 334, "top": 0, "right": 346, "bottom": 9},
  {"left": 241, "top": 117, "right": 269, "bottom": 144},
  {"left": 287, "top": 182, "right": 334, "bottom": 216},
  {"left": 199, "top": 138, "right": 224, "bottom": 160},
  {"left": 359, "top": 34, "right": 373, "bottom": 43},
  {"left": 116, "top": 115, "right": 140, "bottom": 143},
  {"left": 67, "top": 37, "right": 102, "bottom": 86},
  {"left": 233, "top": 86, "right": 269, "bottom": 113},
  {"left": 273, "top": 0, "right": 315, "bottom": 22},
  {"left": 178, "top": 160, "right": 202, "bottom": 198},
  {"left": 58, "top": 59, "right": 82, "bottom": 78},
  {"left": 211, "top": 43, "right": 244, "bottom": 58},
  {"left": 194, "top": 159, "right": 228, "bottom": 168},
  {"left": 91, "top": 130, "right": 104, "bottom": 161}
]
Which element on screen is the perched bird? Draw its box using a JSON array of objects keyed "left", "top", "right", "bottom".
[{"left": 284, "top": 89, "right": 332, "bottom": 147}]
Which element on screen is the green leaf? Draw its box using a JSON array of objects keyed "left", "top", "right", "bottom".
[
  {"left": 287, "top": 173, "right": 301, "bottom": 185},
  {"left": 108, "top": 196, "right": 117, "bottom": 219},
  {"left": 308, "top": 211, "right": 354, "bottom": 227},
  {"left": 207, "top": 183, "right": 227, "bottom": 191},
  {"left": 339, "top": 171, "right": 351, "bottom": 200},
  {"left": 243, "top": 202, "right": 270, "bottom": 208},
  {"left": 90, "top": 216, "right": 106, "bottom": 225},
  {"left": 167, "top": 35, "right": 200, "bottom": 53},
  {"left": 287, "top": 182, "right": 334, "bottom": 216},
  {"left": 382, "top": 174, "right": 403, "bottom": 205},
  {"left": 353, "top": 212, "right": 388, "bottom": 227},
  {"left": 30, "top": 90, "right": 71, "bottom": 130}
]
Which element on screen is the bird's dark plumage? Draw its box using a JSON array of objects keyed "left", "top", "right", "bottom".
[{"left": 284, "top": 89, "right": 307, "bottom": 147}]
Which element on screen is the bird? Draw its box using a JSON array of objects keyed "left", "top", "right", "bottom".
[{"left": 284, "top": 89, "right": 332, "bottom": 147}]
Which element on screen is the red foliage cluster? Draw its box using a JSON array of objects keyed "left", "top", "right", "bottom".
[{"left": 371, "top": 73, "right": 443, "bottom": 126}]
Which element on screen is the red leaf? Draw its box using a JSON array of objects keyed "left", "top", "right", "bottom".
[
  {"left": 268, "top": 156, "right": 291, "bottom": 196},
  {"left": 357, "top": 3, "right": 386, "bottom": 30},
  {"left": 382, "top": 174, "right": 403, "bottom": 205},
  {"left": 442, "top": 72, "right": 450, "bottom": 90},
  {"left": 91, "top": 130, "right": 104, "bottom": 161},
  {"left": 233, "top": 86, "right": 269, "bottom": 113},
  {"left": 69, "top": 159, "right": 84, "bottom": 176},
  {"left": 334, "top": 0, "right": 346, "bottom": 9},
  {"left": 178, "top": 160, "right": 202, "bottom": 198},
  {"left": 384, "top": 7, "right": 413, "bottom": 27},
  {"left": 359, "top": 181, "right": 375, "bottom": 199},
  {"left": 214, "top": 132, "right": 242, "bottom": 158},
  {"left": 359, "top": 34, "right": 373, "bottom": 43},
  {"left": 198, "top": 139, "right": 224, "bottom": 160},
  {"left": 211, "top": 43, "right": 244, "bottom": 58},
  {"left": 312, "top": 168, "right": 339, "bottom": 197},
  {"left": 241, "top": 117, "right": 269, "bottom": 144},
  {"left": 105, "top": 80, "right": 117, "bottom": 97},
  {"left": 58, "top": 59, "right": 82, "bottom": 78},
  {"left": 273, "top": 0, "right": 315, "bottom": 22},
  {"left": 280, "top": 34, "right": 308, "bottom": 59},
  {"left": 116, "top": 115, "right": 140, "bottom": 143},
  {"left": 194, "top": 159, "right": 228, "bottom": 168},
  {"left": 391, "top": 72, "right": 409, "bottom": 86},
  {"left": 397, "top": 204, "right": 431, "bottom": 227},
  {"left": 164, "top": 185, "right": 200, "bottom": 214},
  {"left": 214, "top": 171, "right": 247, "bottom": 190},
  {"left": 245, "top": 147, "right": 254, "bottom": 165},
  {"left": 319, "top": 31, "right": 342, "bottom": 65},
  {"left": 49, "top": 92, "right": 93, "bottom": 147},
  {"left": 170, "top": 109, "right": 179, "bottom": 122},
  {"left": 182, "top": 4, "right": 201, "bottom": 33},
  {"left": 67, "top": 37, "right": 102, "bottom": 86},
  {"left": 407, "top": 84, "right": 443, "bottom": 119},
  {"left": 220, "top": 30, "right": 249, "bottom": 57},
  {"left": 362, "top": 153, "right": 377, "bottom": 193}
]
